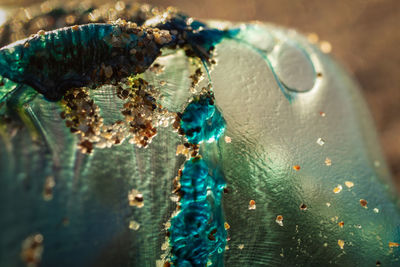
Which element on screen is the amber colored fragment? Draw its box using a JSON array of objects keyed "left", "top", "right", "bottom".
[
  {"left": 248, "top": 200, "right": 256, "bottom": 210},
  {"left": 293, "top": 165, "right": 301, "bottom": 171},
  {"left": 389, "top": 242, "right": 400, "bottom": 248},
  {"left": 338, "top": 239, "right": 345, "bottom": 249},
  {"left": 275, "top": 215, "right": 284, "bottom": 226},
  {"left": 224, "top": 222, "right": 230, "bottom": 230},
  {"left": 338, "top": 221, "right": 344, "bottom": 228},
  {"left": 333, "top": 185, "right": 342, "bottom": 194},
  {"left": 360, "top": 199, "right": 368, "bottom": 208}
]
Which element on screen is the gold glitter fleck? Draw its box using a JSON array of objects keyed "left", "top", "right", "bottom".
[
  {"left": 333, "top": 185, "right": 342, "bottom": 194},
  {"left": 325, "top": 157, "right": 332, "bottom": 166},
  {"left": 338, "top": 239, "right": 345, "bottom": 249},
  {"left": 248, "top": 200, "right": 256, "bottom": 210},
  {"left": 224, "top": 222, "right": 230, "bottom": 230}
]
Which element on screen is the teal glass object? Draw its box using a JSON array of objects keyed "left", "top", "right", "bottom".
[{"left": 0, "top": 2, "right": 400, "bottom": 267}]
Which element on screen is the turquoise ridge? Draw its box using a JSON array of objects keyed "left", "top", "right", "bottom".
[
  {"left": 180, "top": 93, "right": 226, "bottom": 144},
  {"left": 170, "top": 93, "right": 227, "bottom": 266}
]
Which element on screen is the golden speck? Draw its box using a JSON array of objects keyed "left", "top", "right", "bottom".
[
  {"left": 248, "top": 200, "right": 256, "bottom": 210},
  {"left": 320, "top": 41, "right": 332, "bottom": 53},
  {"left": 224, "top": 136, "right": 232, "bottom": 143},
  {"left": 325, "top": 157, "right": 332, "bottom": 166},
  {"left": 307, "top": 33, "right": 319, "bottom": 44},
  {"left": 389, "top": 242, "right": 400, "bottom": 248},
  {"left": 276, "top": 215, "right": 284, "bottom": 226},
  {"left": 238, "top": 244, "right": 245, "bottom": 250},
  {"left": 71, "top": 25, "right": 79, "bottom": 31},
  {"left": 293, "top": 165, "right": 301, "bottom": 171},
  {"left": 224, "top": 222, "right": 230, "bottom": 230},
  {"left": 333, "top": 185, "right": 342, "bottom": 194},
  {"left": 360, "top": 199, "right": 368, "bottom": 208},
  {"left": 338, "top": 221, "right": 344, "bottom": 228},
  {"left": 338, "top": 239, "right": 345, "bottom": 249},
  {"left": 128, "top": 189, "right": 144, "bottom": 208},
  {"left": 65, "top": 15, "right": 76, "bottom": 25},
  {"left": 129, "top": 220, "right": 140, "bottom": 231},
  {"left": 21, "top": 234, "right": 44, "bottom": 266},
  {"left": 345, "top": 181, "right": 354, "bottom": 188}
]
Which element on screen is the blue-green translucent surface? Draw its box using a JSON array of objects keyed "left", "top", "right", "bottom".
[{"left": 0, "top": 19, "right": 400, "bottom": 267}]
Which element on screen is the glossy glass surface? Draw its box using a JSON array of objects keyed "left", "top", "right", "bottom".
[{"left": 0, "top": 5, "right": 400, "bottom": 267}]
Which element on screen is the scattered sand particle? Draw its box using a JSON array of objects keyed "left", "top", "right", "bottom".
[
  {"left": 224, "top": 222, "right": 230, "bottom": 230},
  {"left": 238, "top": 244, "right": 245, "bottom": 250},
  {"left": 128, "top": 189, "right": 144, "bottom": 208},
  {"left": 338, "top": 239, "right": 345, "bottom": 249},
  {"left": 316, "top": 138, "right": 325, "bottom": 146},
  {"left": 333, "top": 185, "right": 342, "bottom": 194},
  {"left": 325, "top": 157, "right": 332, "bottom": 166},
  {"left": 326, "top": 202, "right": 331, "bottom": 207},
  {"left": 224, "top": 136, "right": 232, "bottom": 143},
  {"left": 248, "top": 200, "right": 256, "bottom": 210},
  {"left": 373, "top": 208, "right": 379, "bottom": 213},
  {"left": 276, "top": 215, "right": 284, "bottom": 226},
  {"left": 307, "top": 33, "right": 319, "bottom": 44},
  {"left": 320, "top": 41, "right": 332, "bottom": 53},
  {"left": 293, "top": 165, "right": 301, "bottom": 171},
  {"left": 360, "top": 199, "right": 368, "bottom": 208},
  {"left": 338, "top": 221, "right": 344, "bottom": 228},
  {"left": 129, "top": 220, "right": 140, "bottom": 231},
  {"left": 345, "top": 181, "right": 354, "bottom": 188},
  {"left": 21, "top": 234, "right": 44, "bottom": 267}
]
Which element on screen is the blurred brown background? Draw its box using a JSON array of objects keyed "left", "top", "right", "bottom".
[{"left": 1, "top": 0, "right": 399, "bottom": 188}]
